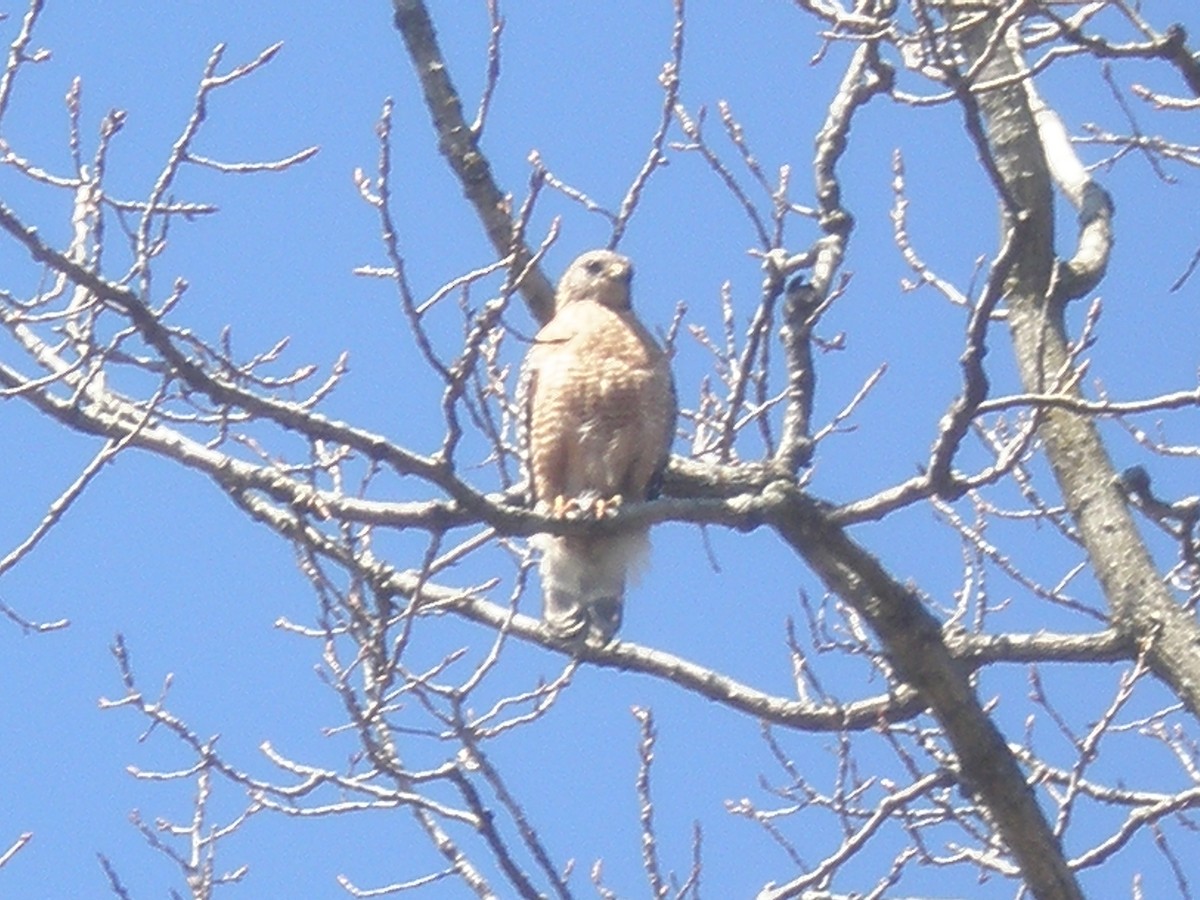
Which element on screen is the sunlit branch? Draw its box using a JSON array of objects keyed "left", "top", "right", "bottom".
[
  {"left": 390, "top": 0, "right": 556, "bottom": 324},
  {"left": 0, "top": 832, "right": 32, "bottom": 870},
  {"left": 610, "top": 0, "right": 686, "bottom": 248},
  {"left": 0, "top": 0, "right": 45, "bottom": 126},
  {"left": 925, "top": 223, "right": 1021, "bottom": 498},
  {"left": 469, "top": 0, "right": 502, "bottom": 137}
]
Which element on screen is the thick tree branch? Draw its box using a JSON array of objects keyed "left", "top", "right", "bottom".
[
  {"left": 952, "top": 3, "right": 1200, "bottom": 725},
  {"left": 765, "top": 482, "right": 1084, "bottom": 900},
  {"left": 390, "top": 0, "right": 556, "bottom": 324}
]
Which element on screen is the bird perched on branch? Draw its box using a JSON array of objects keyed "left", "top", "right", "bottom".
[{"left": 521, "top": 249, "right": 676, "bottom": 644}]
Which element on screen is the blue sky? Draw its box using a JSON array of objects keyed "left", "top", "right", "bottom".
[{"left": 1, "top": 2, "right": 1200, "bottom": 897}]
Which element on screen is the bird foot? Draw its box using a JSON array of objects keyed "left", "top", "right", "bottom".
[
  {"left": 548, "top": 495, "right": 581, "bottom": 519},
  {"left": 544, "top": 493, "right": 624, "bottom": 520},
  {"left": 591, "top": 494, "right": 623, "bottom": 519}
]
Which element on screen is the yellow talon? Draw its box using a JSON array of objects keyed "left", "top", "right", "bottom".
[{"left": 594, "top": 495, "right": 623, "bottom": 519}]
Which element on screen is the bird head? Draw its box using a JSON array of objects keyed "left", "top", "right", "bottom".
[{"left": 555, "top": 249, "right": 634, "bottom": 312}]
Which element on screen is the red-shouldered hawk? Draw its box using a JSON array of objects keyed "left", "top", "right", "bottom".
[{"left": 522, "top": 249, "right": 676, "bottom": 644}]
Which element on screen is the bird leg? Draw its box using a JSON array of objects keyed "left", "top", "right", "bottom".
[
  {"left": 591, "top": 494, "right": 623, "bottom": 519},
  {"left": 568, "top": 492, "right": 624, "bottom": 520},
  {"left": 543, "top": 493, "right": 625, "bottom": 520},
  {"left": 549, "top": 494, "right": 589, "bottom": 519}
]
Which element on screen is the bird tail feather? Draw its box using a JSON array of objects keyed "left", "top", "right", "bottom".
[{"left": 533, "top": 530, "right": 649, "bottom": 643}]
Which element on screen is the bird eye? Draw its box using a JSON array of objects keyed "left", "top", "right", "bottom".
[{"left": 585, "top": 259, "right": 605, "bottom": 275}]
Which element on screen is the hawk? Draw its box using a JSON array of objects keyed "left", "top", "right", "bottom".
[{"left": 522, "top": 249, "right": 676, "bottom": 643}]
